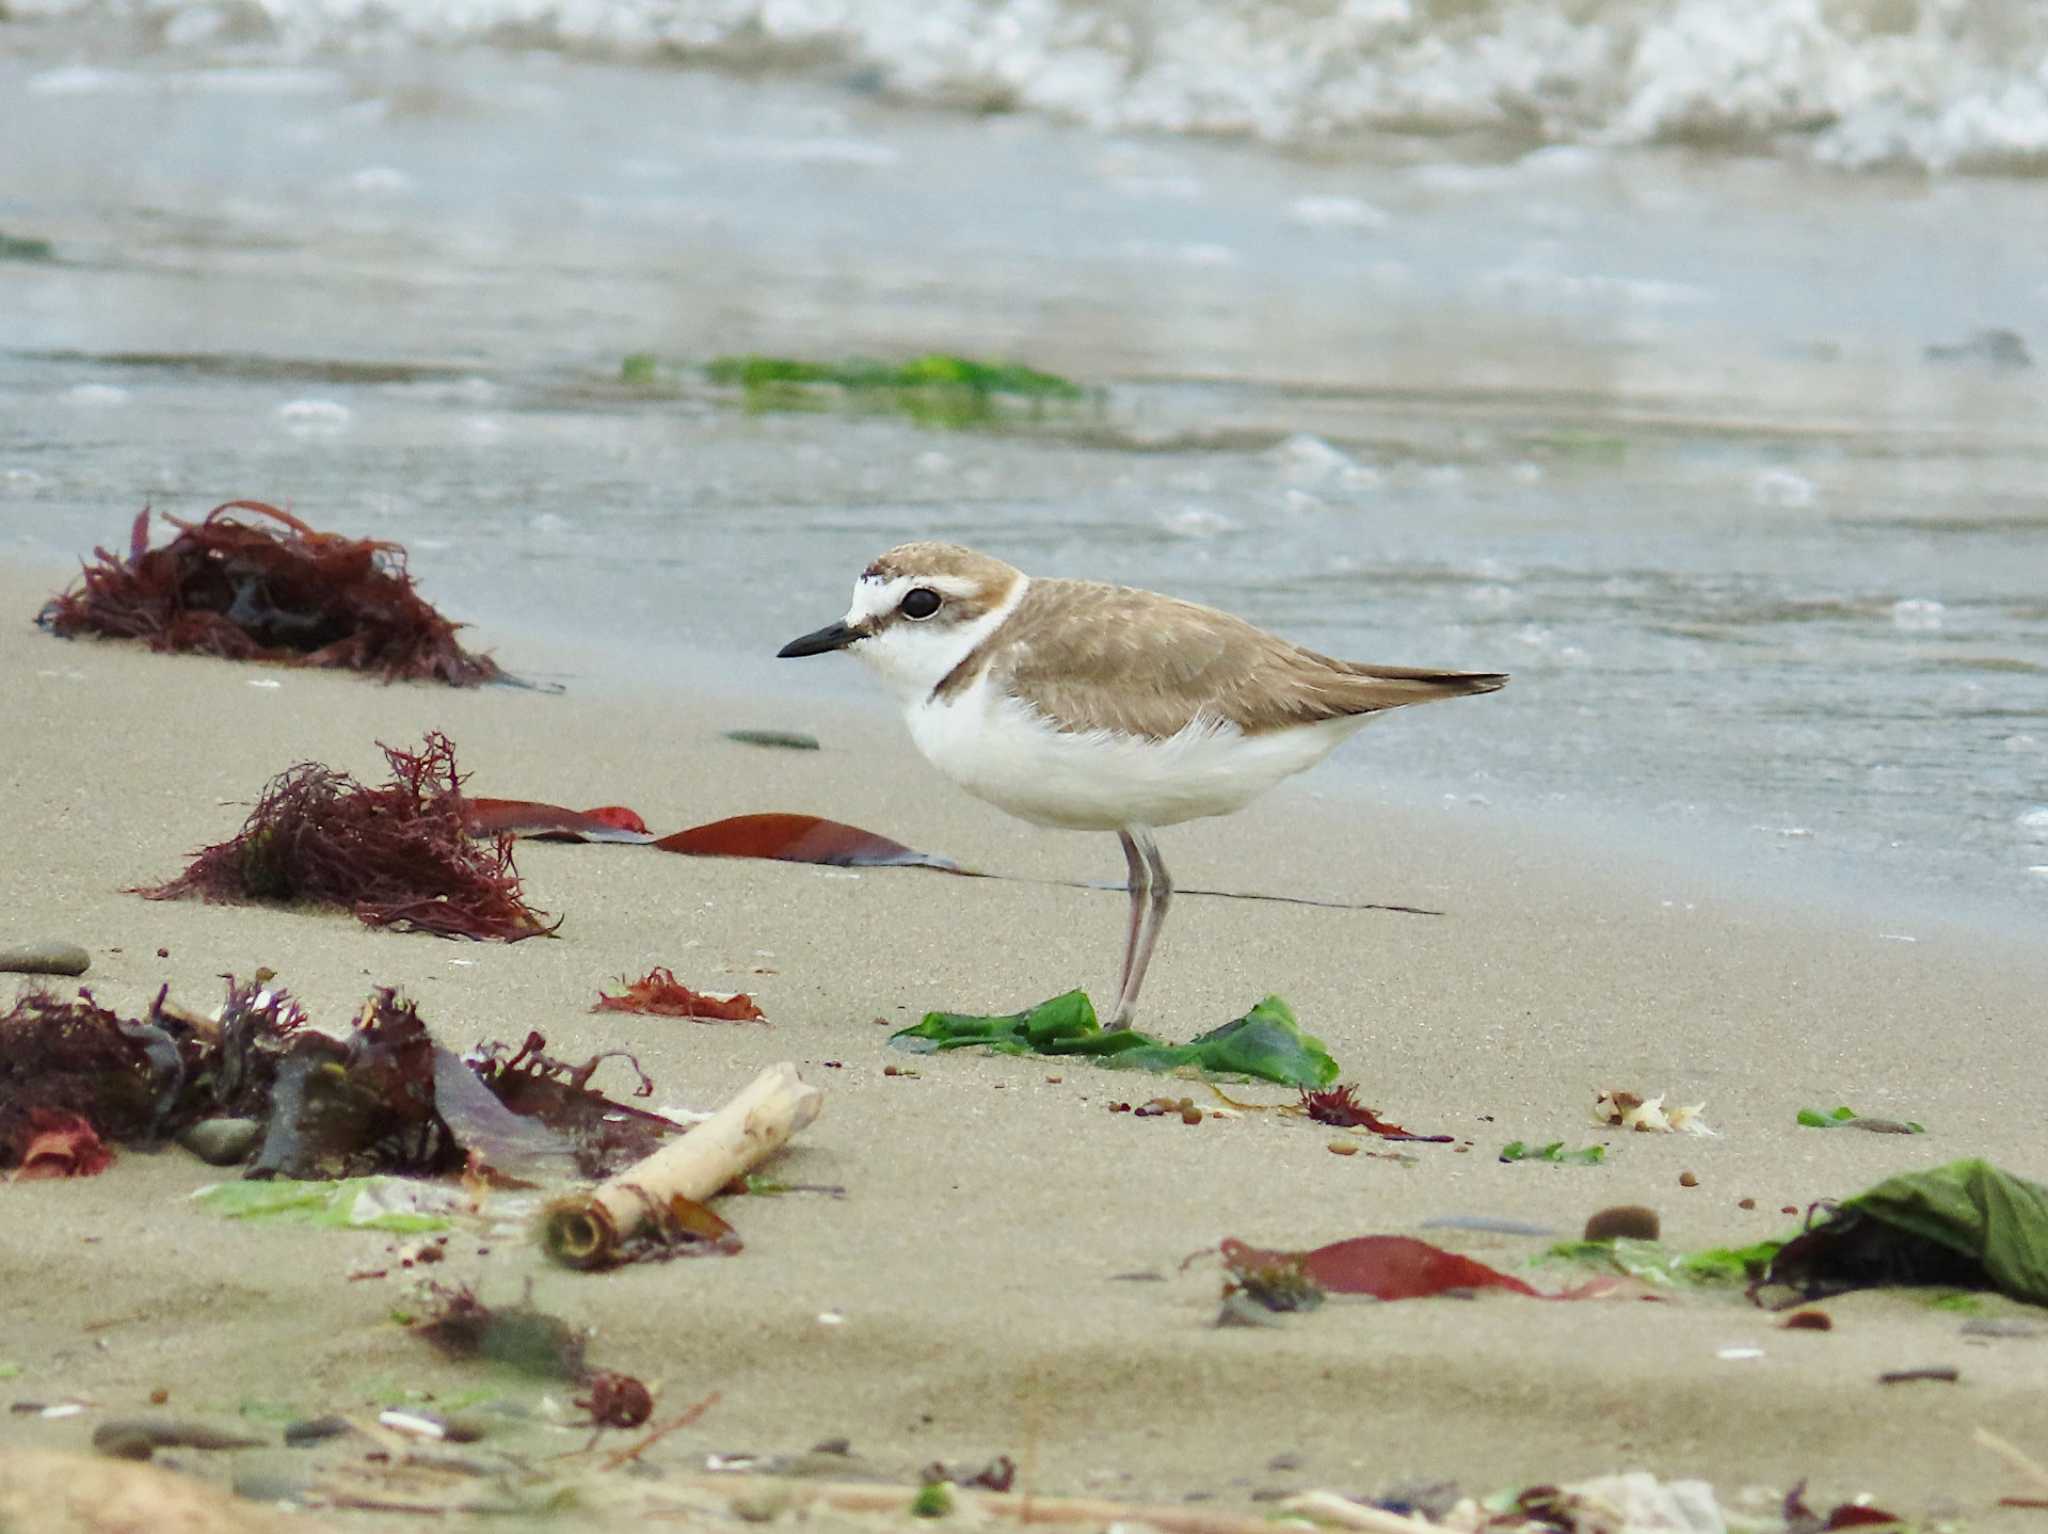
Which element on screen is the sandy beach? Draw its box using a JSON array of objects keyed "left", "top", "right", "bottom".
[{"left": 5, "top": 552, "right": 2048, "bottom": 1526}]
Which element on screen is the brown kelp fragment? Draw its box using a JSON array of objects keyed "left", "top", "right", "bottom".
[
  {"left": 1784, "top": 1480, "right": 1907, "bottom": 1533},
  {"left": 466, "top": 1032, "right": 684, "bottom": 1178},
  {"left": 1298, "top": 1084, "right": 1453, "bottom": 1142},
  {"left": 38, "top": 502, "right": 502, "bottom": 685},
  {"left": 594, "top": 968, "right": 766, "bottom": 1023},
  {"left": 1222, "top": 1235, "right": 1544, "bottom": 1302},
  {"left": 0, "top": 988, "right": 196, "bottom": 1162},
  {"left": 9, "top": 1109, "right": 114, "bottom": 1179},
  {"left": 412, "top": 1281, "right": 589, "bottom": 1380},
  {"left": 469, "top": 799, "right": 652, "bottom": 842},
  {"left": 652, "top": 812, "right": 965, "bottom": 871},
  {"left": 141, "top": 732, "right": 554, "bottom": 941}
]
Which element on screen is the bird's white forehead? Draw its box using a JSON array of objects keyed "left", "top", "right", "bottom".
[{"left": 846, "top": 571, "right": 992, "bottom": 625}]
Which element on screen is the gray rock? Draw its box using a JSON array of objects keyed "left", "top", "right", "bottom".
[
  {"left": 0, "top": 941, "right": 90, "bottom": 976},
  {"left": 178, "top": 1118, "right": 264, "bottom": 1167}
]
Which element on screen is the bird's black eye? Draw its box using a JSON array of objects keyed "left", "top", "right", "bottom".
[{"left": 900, "top": 587, "right": 942, "bottom": 620}]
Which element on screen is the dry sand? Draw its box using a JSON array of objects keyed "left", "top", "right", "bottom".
[{"left": 4, "top": 556, "right": 2047, "bottom": 1527}]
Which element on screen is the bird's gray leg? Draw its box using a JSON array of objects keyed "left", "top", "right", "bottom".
[
  {"left": 1108, "top": 827, "right": 1171, "bottom": 1031},
  {"left": 1111, "top": 829, "right": 1150, "bottom": 1022}
]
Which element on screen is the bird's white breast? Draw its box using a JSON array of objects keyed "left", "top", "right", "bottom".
[{"left": 902, "top": 672, "right": 1373, "bottom": 831}]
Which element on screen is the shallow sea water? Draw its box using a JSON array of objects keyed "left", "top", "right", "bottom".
[{"left": 3, "top": 33, "right": 2045, "bottom": 929}]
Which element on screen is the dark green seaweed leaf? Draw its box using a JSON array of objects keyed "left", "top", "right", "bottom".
[{"left": 892, "top": 991, "right": 1338, "bottom": 1088}]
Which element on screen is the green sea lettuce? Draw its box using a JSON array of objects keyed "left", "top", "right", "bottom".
[{"left": 892, "top": 990, "right": 1339, "bottom": 1088}]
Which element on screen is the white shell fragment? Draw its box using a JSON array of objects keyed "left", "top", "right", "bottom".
[{"left": 1593, "top": 1089, "right": 1718, "bottom": 1137}]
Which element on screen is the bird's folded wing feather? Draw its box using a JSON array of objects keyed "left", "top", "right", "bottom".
[{"left": 989, "top": 580, "right": 1505, "bottom": 740}]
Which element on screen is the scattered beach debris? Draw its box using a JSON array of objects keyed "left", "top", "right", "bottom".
[
  {"left": 4, "top": 972, "right": 686, "bottom": 1188},
  {"left": 193, "top": 1175, "right": 465, "bottom": 1233},
  {"left": 895, "top": 991, "right": 1338, "bottom": 1088},
  {"left": 1754, "top": 1159, "right": 2048, "bottom": 1308},
  {"left": 541, "top": 1062, "right": 822, "bottom": 1270},
  {"left": 1542, "top": 1233, "right": 1784, "bottom": 1290},
  {"left": 1593, "top": 1090, "right": 1716, "bottom": 1135},
  {"left": 593, "top": 967, "right": 766, "bottom": 1023},
  {"left": 1500, "top": 1140, "right": 1606, "bottom": 1166},
  {"left": 37, "top": 502, "right": 503, "bottom": 685},
  {"left": 723, "top": 729, "right": 820, "bottom": 751},
  {"left": 1299, "top": 1083, "right": 1452, "bottom": 1141},
  {"left": 411, "top": 1280, "right": 591, "bottom": 1379},
  {"left": 1796, "top": 1105, "right": 1925, "bottom": 1134},
  {"left": 469, "top": 798, "right": 652, "bottom": 841},
  {"left": 1583, "top": 1205, "right": 1661, "bottom": 1242},
  {"left": 92, "top": 1417, "right": 264, "bottom": 1461},
  {"left": 1221, "top": 1235, "right": 1549, "bottom": 1303},
  {"left": 139, "top": 732, "right": 556, "bottom": 941},
  {"left": 1109, "top": 1096, "right": 1207, "bottom": 1123},
  {"left": 1977, "top": 1426, "right": 2048, "bottom": 1511},
  {"left": 652, "top": 812, "right": 965, "bottom": 871},
  {"left": 576, "top": 1370, "right": 655, "bottom": 1429},
  {"left": 1781, "top": 1479, "right": 1907, "bottom": 1532},
  {"left": 704, "top": 352, "right": 1091, "bottom": 429},
  {"left": 0, "top": 941, "right": 90, "bottom": 977}
]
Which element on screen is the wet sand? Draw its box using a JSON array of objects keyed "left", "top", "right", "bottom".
[{"left": 5, "top": 556, "right": 2048, "bottom": 1524}]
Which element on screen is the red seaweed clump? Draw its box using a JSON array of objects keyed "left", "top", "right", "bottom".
[
  {"left": 37, "top": 502, "right": 502, "bottom": 685},
  {"left": 140, "top": 731, "right": 555, "bottom": 941},
  {"left": 592, "top": 967, "right": 765, "bottom": 1022},
  {"left": 0, "top": 988, "right": 198, "bottom": 1166}
]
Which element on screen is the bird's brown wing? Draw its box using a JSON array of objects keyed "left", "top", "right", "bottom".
[{"left": 983, "top": 579, "right": 1505, "bottom": 740}]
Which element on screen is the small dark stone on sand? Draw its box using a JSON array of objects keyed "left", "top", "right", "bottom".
[
  {"left": 1267, "top": 1452, "right": 1303, "bottom": 1471},
  {"left": 92, "top": 1418, "right": 263, "bottom": 1456},
  {"left": 724, "top": 729, "right": 821, "bottom": 751},
  {"left": 178, "top": 1118, "right": 264, "bottom": 1167},
  {"left": 0, "top": 941, "right": 90, "bottom": 976},
  {"left": 1878, "top": 1365, "right": 1960, "bottom": 1384},
  {"left": 283, "top": 1414, "right": 352, "bottom": 1447},
  {"left": 1583, "top": 1205, "right": 1660, "bottom": 1242},
  {"left": 1781, "top": 1309, "right": 1833, "bottom": 1331},
  {"left": 811, "top": 1437, "right": 853, "bottom": 1455}
]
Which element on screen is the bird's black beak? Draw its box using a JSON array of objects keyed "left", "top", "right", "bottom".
[{"left": 777, "top": 620, "right": 861, "bottom": 658}]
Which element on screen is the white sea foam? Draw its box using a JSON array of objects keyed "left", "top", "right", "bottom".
[{"left": 31, "top": 0, "right": 2048, "bottom": 176}]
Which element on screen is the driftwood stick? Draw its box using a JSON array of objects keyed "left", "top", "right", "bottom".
[{"left": 541, "top": 1063, "right": 822, "bottom": 1268}]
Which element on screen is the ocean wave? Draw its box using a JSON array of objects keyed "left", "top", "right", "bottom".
[{"left": 15, "top": 0, "right": 2048, "bottom": 174}]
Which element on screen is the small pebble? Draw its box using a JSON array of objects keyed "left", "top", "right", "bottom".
[
  {"left": 1781, "top": 1310, "right": 1833, "bottom": 1331},
  {"left": 1679, "top": 1171, "right": 1699, "bottom": 1188},
  {"left": 149, "top": 1388, "right": 169, "bottom": 1405},
  {"left": 283, "top": 1414, "right": 352, "bottom": 1447},
  {"left": 1583, "top": 1205, "right": 1660, "bottom": 1242},
  {"left": 1738, "top": 1197, "right": 1756, "bottom": 1210},
  {"left": 0, "top": 941, "right": 90, "bottom": 976},
  {"left": 1327, "top": 1139, "right": 1358, "bottom": 1156},
  {"left": 1215, "top": 1293, "right": 1282, "bottom": 1329},
  {"left": 177, "top": 1117, "right": 263, "bottom": 1167}
]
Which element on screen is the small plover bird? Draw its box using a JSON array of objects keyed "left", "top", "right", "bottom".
[{"left": 779, "top": 543, "right": 1506, "bottom": 1029}]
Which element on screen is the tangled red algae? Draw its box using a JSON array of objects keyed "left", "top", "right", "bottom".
[
  {"left": 141, "top": 732, "right": 555, "bottom": 941},
  {"left": 38, "top": 502, "right": 502, "bottom": 685}
]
